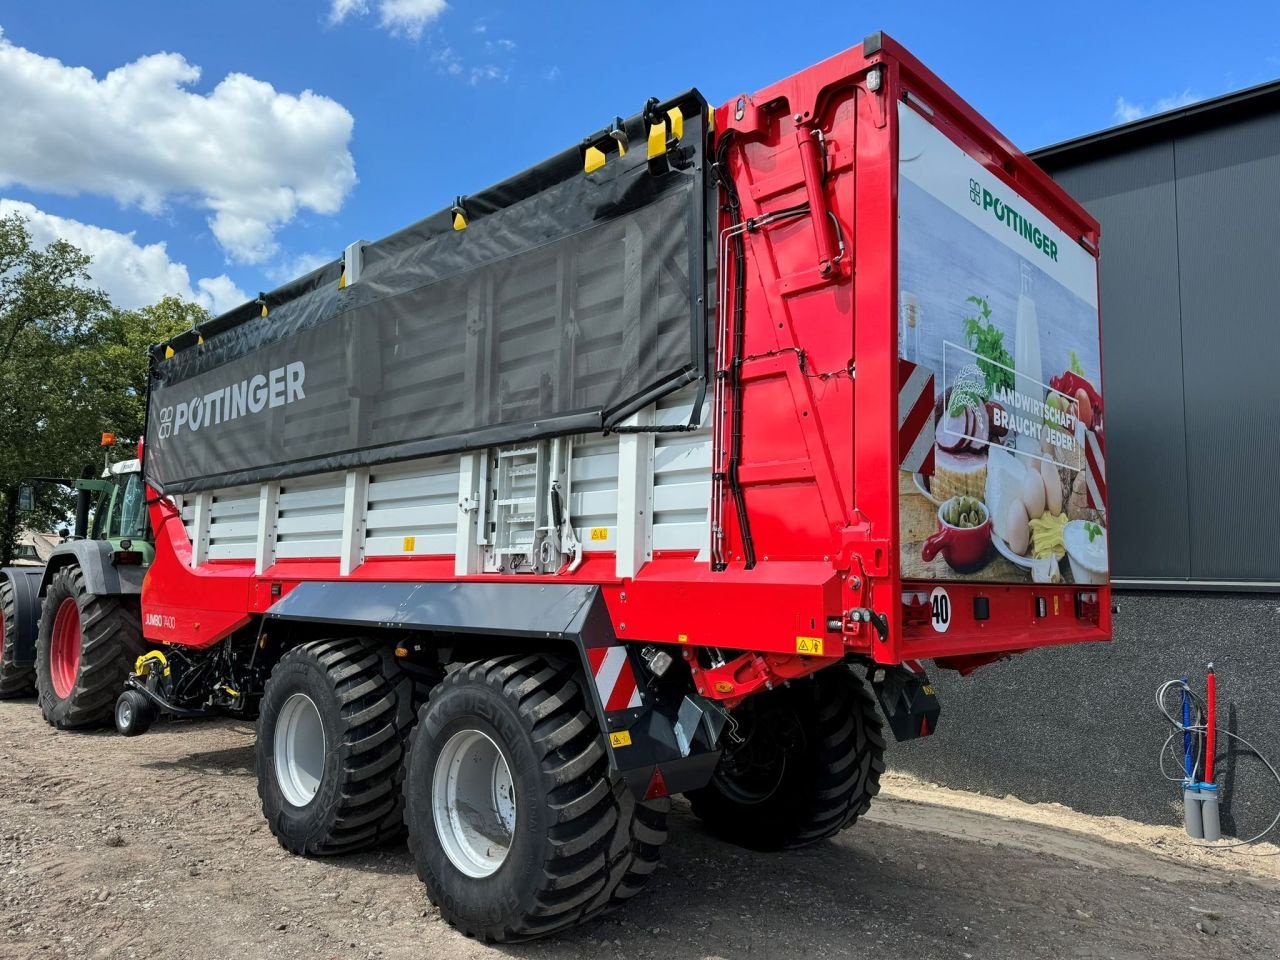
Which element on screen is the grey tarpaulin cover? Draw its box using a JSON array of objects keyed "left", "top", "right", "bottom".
[{"left": 144, "top": 91, "right": 710, "bottom": 494}]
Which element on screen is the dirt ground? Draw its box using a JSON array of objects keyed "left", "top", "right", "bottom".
[{"left": 2, "top": 701, "right": 1278, "bottom": 960}]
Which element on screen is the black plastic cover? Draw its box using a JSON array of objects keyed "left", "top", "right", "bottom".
[{"left": 145, "top": 91, "right": 709, "bottom": 494}]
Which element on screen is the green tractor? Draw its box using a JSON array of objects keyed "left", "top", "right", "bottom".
[{"left": 0, "top": 440, "right": 150, "bottom": 726}]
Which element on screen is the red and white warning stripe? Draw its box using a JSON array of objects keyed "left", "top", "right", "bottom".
[
  {"left": 898, "top": 359, "right": 936, "bottom": 476},
  {"left": 586, "top": 646, "right": 643, "bottom": 712},
  {"left": 1084, "top": 428, "right": 1106, "bottom": 512}
]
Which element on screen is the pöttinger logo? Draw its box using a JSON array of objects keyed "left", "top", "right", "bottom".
[
  {"left": 969, "top": 178, "right": 982, "bottom": 206},
  {"left": 158, "top": 405, "right": 174, "bottom": 440}
]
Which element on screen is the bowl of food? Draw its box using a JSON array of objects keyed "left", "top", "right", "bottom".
[
  {"left": 1062, "top": 520, "right": 1108, "bottom": 584},
  {"left": 921, "top": 496, "right": 991, "bottom": 572}
]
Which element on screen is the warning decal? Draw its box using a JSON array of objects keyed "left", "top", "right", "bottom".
[{"left": 795, "top": 636, "right": 825, "bottom": 656}]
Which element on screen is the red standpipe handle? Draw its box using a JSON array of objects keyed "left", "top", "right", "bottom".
[{"left": 1204, "top": 666, "right": 1217, "bottom": 784}]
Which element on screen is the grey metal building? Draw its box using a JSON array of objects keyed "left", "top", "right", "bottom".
[
  {"left": 894, "top": 84, "right": 1280, "bottom": 839},
  {"left": 1035, "top": 82, "right": 1280, "bottom": 590}
]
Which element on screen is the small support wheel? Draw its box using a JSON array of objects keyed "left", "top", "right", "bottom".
[{"left": 115, "top": 688, "right": 156, "bottom": 737}]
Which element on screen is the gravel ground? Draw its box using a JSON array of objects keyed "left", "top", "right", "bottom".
[{"left": 2, "top": 700, "right": 1278, "bottom": 960}]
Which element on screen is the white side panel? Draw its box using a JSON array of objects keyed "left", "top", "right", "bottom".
[
  {"left": 568, "top": 433, "right": 620, "bottom": 552},
  {"left": 615, "top": 409, "right": 654, "bottom": 579},
  {"left": 255, "top": 482, "right": 280, "bottom": 574},
  {"left": 190, "top": 492, "right": 212, "bottom": 567},
  {"left": 179, "top": 495, "right": 196, "bottom": 546},
  {"left": 652, "top": 387, "right": 713, "bottom": 557},
  {"left": 364, "top": 455, "right": 459, "bottom": 557},
  {"left": 339, "top": 469, "right": 370, "bottom": 576},
  {"left": 275, "top": 473, "right": 345, "bottom": 559},
  {"left": 177, "top": 386, "right": 712, "bottom": 571},
  {"left": 206, "top": 485, "right": 259, "bottom": 561}
]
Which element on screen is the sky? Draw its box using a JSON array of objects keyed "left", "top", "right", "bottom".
[{"left": 1, "top": 1, "right": 1278, "bottom": 317}]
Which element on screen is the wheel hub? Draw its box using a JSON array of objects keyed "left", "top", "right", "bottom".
[
  {"left": 274, "top": 693, "right": 327, "bottom": 807},
  {"left": 432, "top": 729, "right": 516, "bottom": 878},
  {"left": 49, "top": 597, "right": 82, "bottom": 700},
  {"left": 713, "top": 700, "right": 805, "bottom": 805},
  {"left": 116, "top": 695, "right": 134, "bottom": 729}
]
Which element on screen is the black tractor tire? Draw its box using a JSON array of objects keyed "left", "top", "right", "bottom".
[
  {"left": 0, "top": 578, "right": 36, "bottom": 698},
  {"left": 35, "top": 565, "right": 146, "bottom": 728},
  {"left": 114, "top": 688, "right": 157, "bottom": 737},
  {"left": 256, "top": 637, "right": 416, "bottom": 856},
  {"left": 403, "top": 655, "right": 669, "bottom": 942},
  {"left": 686, "top": 665, "right": 885, "bottom": 851}
]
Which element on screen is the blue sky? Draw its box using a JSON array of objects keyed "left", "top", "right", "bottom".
[{"left": 2, "top": 1, "right": 1278, "bottom": 316}]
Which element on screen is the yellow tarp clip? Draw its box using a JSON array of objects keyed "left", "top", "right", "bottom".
[
  {"left": 666, "top": 106, "right": 684, "bottom": 142},
  {"left": 451, "top": 196, "right": 468, "bottom": 231},
  {"left": 646, "top": 118, "right": 668, "bottom": 160},
  {"left": 584, "top": 145, "right": 607, "bottom": 174}
]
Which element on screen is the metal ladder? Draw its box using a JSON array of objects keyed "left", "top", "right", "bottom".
[{"left": 483, "top": 438, "right": 582, "bottom": 574}]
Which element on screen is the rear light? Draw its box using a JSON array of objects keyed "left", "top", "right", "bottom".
[
  {"left": 902, "top": 591, "right": 930, "bottom": 628},
  {"left": 112, "top": 550, "right": 143, "bottom": 566},
  {"left": 1075, "top": 590, "right": 1100, "bottom": 623}
]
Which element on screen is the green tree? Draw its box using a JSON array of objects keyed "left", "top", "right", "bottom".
[{"left": 0, "top": 213, "right": 207, "bottom": 563}]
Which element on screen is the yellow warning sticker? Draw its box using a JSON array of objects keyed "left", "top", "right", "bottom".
[
  {"left": 795, "top": 636, "right": 825, "bottom": 656},
  {"left": 590, "top": 527, "right": 609, "bottom": 541},
  {"left": 402, "top": 536, "right": 416, "bottom": 552},
  {"left": 677, "top": 633, "right": 689, "bottom": 644},
  {"left": 609, "top": 731, "right": 632, "bottom": 748}
]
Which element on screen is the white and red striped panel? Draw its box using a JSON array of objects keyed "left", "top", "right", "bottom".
[
  {"left": 898, "top": 359, "right": 936, "bottom": 476},
  {"left": 586, "top": 646, "right": 643, "bottom": 712},
  {"left": 1084, "top": 428, "right": 1106, "bottom": 513}
]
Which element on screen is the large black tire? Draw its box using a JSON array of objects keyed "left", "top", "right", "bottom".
[
  {"left": 403, "top": 655, "right": 668, "bottom": 942},
  {"left": 687, "top": 665, "right": 885, "bottom": 850},
  {"left": 256, "top": 637, "right": 416, "bottom": 856},
  {"left": 0, "top": 578, "right": 36, "bottom": 698},
  {"left": 35, "top": 565, "right": 145, "bottom": 728}
]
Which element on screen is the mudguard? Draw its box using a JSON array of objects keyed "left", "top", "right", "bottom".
[
  {"left": 38, "top": 541, "right": 145, "bottom": 598},
  {"left": 265, "top": 580, "right": 723, "bottom": 799},
  {"left": 1, "top": 567, "right": 44, "bottom": 666}
]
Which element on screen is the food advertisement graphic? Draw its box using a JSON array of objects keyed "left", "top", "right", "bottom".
[{"left": 897, "top": 105, "right": 1107, "bottom": 585}]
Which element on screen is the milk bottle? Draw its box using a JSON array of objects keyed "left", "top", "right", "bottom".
[{"left": 1013, "top": 261, "right": 1042, "bottom": 454}]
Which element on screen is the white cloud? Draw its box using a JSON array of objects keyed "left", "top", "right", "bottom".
[
  {"left": 0, "top": 199, "right": 247, "bottom": 314},
  {"left": 328, "top": 0, "right": 368, "bottom": 24},
  {"left": 380, "top": 0, "right": 449, "bottom": 37},
  {"left": 265, "top": 251, "right": 336, "bottom": 285},
  {"left": 330, "top": 0, "right": 448, "bottom": 38},
  {"left": 0, "top": 29, "right": 356, "bottom": 265},
  {"left": 1113, "top": 90, "right": 1199, "bottom": 124},
  {"left": 469, "top": 64, "right": 508, "bottom": 85}
]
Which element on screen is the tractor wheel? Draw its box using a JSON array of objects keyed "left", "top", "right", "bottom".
[
  {"left": 0, "top": 579, "right": 36, "bottom": 698},
  {"left": 35, "top": 565, "right": 145, "bottom": 728},
  {"left": 686, "top": 665, "right": 885, "bottom": 851},
  {"left": 256, "top": 637, "right": 416, "bottom": 856},
  {"left": 403, "top": 655, "right": 668, "bottom": 942}
]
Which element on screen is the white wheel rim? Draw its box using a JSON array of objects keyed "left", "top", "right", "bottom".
[
  {"left": 432, "top": 729, "right": 516, "bottom": 878},
  {"left": 275, "top": 693, "right": 326, "bottom": 807},
  {"left": 116, "top": 697, "right": 133, "bottom": 730}
]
